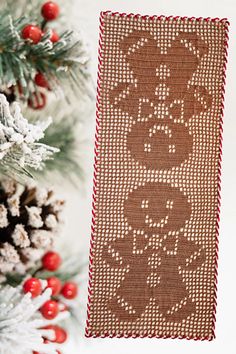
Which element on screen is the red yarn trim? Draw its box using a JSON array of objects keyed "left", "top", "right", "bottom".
[
  {"left": 85, "top": 10, "right": 230, "bottom": 340},
  {"left": 211, "top": 15, "right": 230, "bottom": 340}
]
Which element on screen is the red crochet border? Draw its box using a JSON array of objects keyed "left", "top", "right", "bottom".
[{"left": 85, "top": 10, "right": 230, "bottom": 340}]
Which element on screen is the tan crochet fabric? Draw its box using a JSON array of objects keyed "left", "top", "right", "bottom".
[{"left": 86, "top": 11, "right": 229, "bottom": 340}]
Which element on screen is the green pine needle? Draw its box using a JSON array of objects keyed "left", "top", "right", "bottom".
[
  {"left": 4, "top": 254, "right": 87, "bottom": 287},
  {"left": 0, "top": 3, "right": 92, "bottom": 100},
  {"left": 34, "top": 115, "right": 84, "bottom": 183}
]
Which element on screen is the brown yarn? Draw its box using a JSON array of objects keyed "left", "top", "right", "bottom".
[{"left": 86, "top": 12, "right": 229, "bottom": 340}]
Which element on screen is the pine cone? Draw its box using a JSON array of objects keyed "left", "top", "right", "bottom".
[{"left": 0, "top": 179, "right": 64, "bottom": 279}]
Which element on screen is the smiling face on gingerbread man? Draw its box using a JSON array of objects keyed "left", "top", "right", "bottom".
[{"left": 124, "top": 182, "right": 191, "bottom": 237}]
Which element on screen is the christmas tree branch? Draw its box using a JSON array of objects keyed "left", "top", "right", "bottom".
[
  {"left": 4, "top": 254, "right": 87, "bottom": 287},
  {"left": 35, "top": 114, "right": 83, "bottom": 183},
  {"left": 0, "top": 2, "right": 92, "bottom": 101},
  {"left": 0, "top": 94, "right": 59, "bottom": 179}
]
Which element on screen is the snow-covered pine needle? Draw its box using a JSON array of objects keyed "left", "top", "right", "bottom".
[
  {"left": 0, "top": 94, "right": 59, "bottom": 179},
  {"left": 0, "top": 284, "right": 69, "bottom": 354}
]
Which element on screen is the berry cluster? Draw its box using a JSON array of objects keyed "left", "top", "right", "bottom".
[
  {"left": 21, "top": 2, "right": 60, "bottom": 109},
  {"left": 23, "top": 251, "right": 78, "bottom": 353},
  {"left": 22, "top": 2, "right": 60, "bottom": 45}
]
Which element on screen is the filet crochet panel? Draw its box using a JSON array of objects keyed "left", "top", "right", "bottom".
[{"left": 86, "top": 11, "right": 229, "bottom": 340}]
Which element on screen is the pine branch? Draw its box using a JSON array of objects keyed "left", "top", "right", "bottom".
[
  {"left": 0, "top": 94, "right": 59, "bottom": 180},
  {"left": 0, "top": 3, "right": 92, "bottom": 101},
  {"left": 0, "top": 0, "right": 93, "bottom": 183},
  {"left": 36, "top": 257, "right": 87, "bottom": 282},
  {"left": 0, "top": 283, "right": 69, "bottom": 353},
  {"left": 30, "top": 110, "right": 84, "bottom": 183},
  {"left": 4, "top": 254, "right": 86, "bottom": 287}
]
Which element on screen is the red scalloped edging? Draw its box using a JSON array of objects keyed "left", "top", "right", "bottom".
[
  {"left": 85, "top": 10, "right": 105, "bottom": 339},
  {"left": 85, "top": 10, "right": 230, "bottom": 340},
  {"left": 101, "top": 10, "right": 229, "bottom": 24},
  {"left": 211, "top": 17, "right": 230, "bottom": 340}
]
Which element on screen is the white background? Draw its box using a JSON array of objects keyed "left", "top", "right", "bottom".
[{"left": 62, "top": 1, "right": 236, "bottom": 353}]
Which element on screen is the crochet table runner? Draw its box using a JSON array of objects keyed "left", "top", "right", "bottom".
[{"left": 86, "top": 11, "right": 229, "bottom": 340}]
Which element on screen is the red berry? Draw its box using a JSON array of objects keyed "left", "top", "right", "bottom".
[
  {"left": 43, "top": 325, "right": 67, "bottom": 343},
  {"left": 22, "top": 25, "right": 42, "bottom": 44},
  {"left": 41, "top": 2, "right": 60, "bottom": 21},
  {"left": 54, "top": 326, "right": 67, "bottom": 343},
  {"left": 50, "top": 29, "right": 59, "bottom": 43},
  {"left": 23, "top": 278, "right": 42, "bottom": 298},
  {"left": 40, "top": 300, "right": 59, "bottom": 320},
  {"left": 42, "top": 251, "right": 62, "bottom": 271},
  {"left": 46, "top": 277, "right": 62, "bottom": 296},
  {"left": 61, "top": 282, "right": 78, "bottom": 299},
  {"left": 28, "top": 92, "right": 46, "bottom": 110},
  {"left": 35, "top": 72, "right": 49, "bottom": 88}
]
